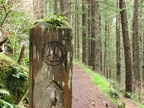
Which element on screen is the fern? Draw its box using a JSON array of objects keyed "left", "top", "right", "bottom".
[
  {"left": 0, "top": 89, "right": 14, "bottom": 108},
  {"left": 0, "top": 99, "right": 14, "bottom": 108},
  {"left": 35, "top": 14, "right": 72, "bottom": 28},
  {"left": 0, "top": 89, "right": 10, "bottom": 95}
]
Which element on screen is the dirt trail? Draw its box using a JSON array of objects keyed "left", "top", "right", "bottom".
[
  {"left": 72, "top": 65, "right": 116, "bottom": 108},
  {"left": 123, "top": 98, "right": 138, "bottom": 108},
  {"left": 72, "top": 65, "right": 138, "bottom": 108}
]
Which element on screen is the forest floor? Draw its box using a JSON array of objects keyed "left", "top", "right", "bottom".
[{"left": 72, "top": 64, "right": 138, "bottom": 108}]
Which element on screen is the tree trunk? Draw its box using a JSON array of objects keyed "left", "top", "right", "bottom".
[
  {"left": 104, "top": 21, "right": 108, "bottom": 77},
  {"left": 88, "top": 0, "right": 91, "bottom": 66},
  {"left": 132, "top": 0, "right": 140, "bottom": 86},
  {"left": 54, "top": 0, "right": 61, "bottom": 14},
  {"left": 142, "top": 29, "right": 144, "bottom": 101},
  {"left": 60, "top": 0, "right": 70, "bottom": 22},
  {"left": 119, "top": 0, "right": 133, "bottom": 93},
  {"left": 82, "top": 0, "right": 88, "bottom": 64},
  {"left": 141, "top": 0, "right": 144, "bottom": 86},
  {"left": 72, "top": 0, "right": 77, "bottom": 59},
  {"left": 75, "top": 0, "right": 81, "bottom": 61},
  {"left": 90, "top": 0, "right": 100, "bottom": 72},
  {"left": 99, "top": 15, "right": 102, "bottom": 73},
  {"left": 33, "top": 0, "right": 44, "bottom": 20},
  {"left": 116, "top": 0, "right": 121, "bottom": 83}
]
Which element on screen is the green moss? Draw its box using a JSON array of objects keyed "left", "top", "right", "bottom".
[
  {"left": 35, "top": 14, "right": 72, "bottom": 29},
  {"left": 0, "top": 53, "right": 28, "bottom": 104}
]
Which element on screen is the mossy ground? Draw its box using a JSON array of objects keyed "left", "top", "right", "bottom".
[{"left": 0, "top": 53, "right": 28, "bottom": 104}]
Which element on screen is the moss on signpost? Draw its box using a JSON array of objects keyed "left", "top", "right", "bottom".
[
  {"left": 35, "top": 14, "right": 72, "bottom": 29},
  {"left": 0, "top": 53, "right": 28, "bottom": 104}
]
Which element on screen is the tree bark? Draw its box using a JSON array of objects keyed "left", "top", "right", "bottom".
[
  {"left": 141, "top": 0, "right": 144, "bottom": 86},
  {"left": 142, "top": 29, "right": 144, "bottom": 101},
  {"left": 60, "top": 0, "right": 70, "bottom": 22},
  {"left": 75, "top": 0, "right": 81, "bottom": 61},
  {"left": 33, "top": 0, "right": 44, "bottom": 20},
  {"left": 17, "top": 44, "right": 25, "bottom": 64},
  {"left": 104, "top": 21, "right": 108, "bottom": 77},
  {"left": 54, "top": 0, "right": 61, "bottom": 14},
  {"left": 99, "top": 15, "right": 102, "bottom": 73},
  {"left": 132, "top": 0, "right": 140, "bottom": 86},
  {"left": 82, "top": 0, "right": 88, "bottom": 64},
  {"left": 119, "top": 0, "right": 133, "bottom": 93},
  {"left": 88, "top": 0, "right": 91, "bottom": 66},
  {"left": 116, "top": 0, "right": 121, "bottom": 83},
  {"left": 90, "top": 0, "right": 100, "bottom": 72}
]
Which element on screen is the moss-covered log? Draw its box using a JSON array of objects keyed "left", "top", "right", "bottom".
[{"left": 0, "top": 53, "right": 28, "bottom": 104}]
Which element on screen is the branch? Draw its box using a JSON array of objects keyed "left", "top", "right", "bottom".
[
  {"left": 0, "top": 27, "right": 12, "bottom": 46},
  {"left": 1, "top": 10, "right": 11, "bottom": 27},
  {"left": 0, "top": 0, "right": 12, "bottom": 27},
  {"left": 0, "top": 38, "right": 7, "bottom": 46},
  {"left": 17, "top": 44, "right": 26, "bottom": 64},
  {"left": 2, "top": 0, "right": 7, "bottom": 13},
  {"left": 18, "top": 89, "right": 29, "bottom": 106}
]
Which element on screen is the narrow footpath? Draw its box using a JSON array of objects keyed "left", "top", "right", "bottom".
[
  {"left": 72, "top": 65, "right": 138, "bottom": 108},
  {"left": 72, "top": 65, "right": 116, "bottom": 108}
]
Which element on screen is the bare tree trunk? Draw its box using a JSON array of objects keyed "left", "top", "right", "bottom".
[
  {"left": 141, "top": 0, "right": 144, "bottom": 86},
  {"left": 74, "top": 12, "right": 77, "bottom": 59},
  {"left": 99, "top": 15, "right": 102, "bottom": 73},
  {"left": 72, "top": 0, "right": 77, "bottom": 59},
  {"left": 60, "top": 0, "right": 70, "bottom": 22},
  {"left": 33, "top": 0, "right": 44, "bottom": 20},
  {"left": 54, "top": 0, "right": 61, "bottom": 14},
  {"left": 88, "top": 0, "right": 91, "bottom": 66},
  {"left": 132, "top": 0, "right": 140, "bottom": 87},
  {"left": 116, "top": 0, "right": 121, "bottom": 83},
  {"left": 104, "top": 21, "right": 108, "bottom": 77},
  {"left": 82, "top": 0, "right": 88, "bottom": 64},
  {"left": 75, "top": 0, "right": 80, "bottom": 61},
  {"left": 119, "top": 0, "right": 133, "bottom": 93},
  {"left": 90, "top": 0, "right": 100, "bottom": 72},
  {"left": 17, "top": 44, "right": 25, "bottom": 64},
  {"left": 143, "top": 31, "right": 144, "bottom": 84}
]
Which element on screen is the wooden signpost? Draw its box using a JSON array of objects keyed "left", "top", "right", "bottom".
[{"left": 29, "top": 22, "right": 73, "bottom": 108}]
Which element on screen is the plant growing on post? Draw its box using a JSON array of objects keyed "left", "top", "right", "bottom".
[{"left": 35, "top": 14, "right": 71, "bottom": 28}]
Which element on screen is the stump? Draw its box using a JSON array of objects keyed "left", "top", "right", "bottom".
[{"left": 29, "top": 22, "right": 73, "bottom": 108}]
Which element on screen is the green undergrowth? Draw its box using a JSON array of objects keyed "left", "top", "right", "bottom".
[
  {"left": 132, "top": 101, "right": 144, "bottom": 108},
  {"left": 0, "top": 53, "right": 28, "bottom": 105},
  {"left": 130, "top": 94, "right": 144, "bottom": 108},
  {"left": 104, "top": 76, "right": 144, "bottom": 108},
  {"left": 74, "top": 61, "right": 125, "bottom": 108}
]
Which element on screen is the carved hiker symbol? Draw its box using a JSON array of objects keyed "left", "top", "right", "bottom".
[{"left": 42, "top": 41, "right": 66, "bottom": 66}]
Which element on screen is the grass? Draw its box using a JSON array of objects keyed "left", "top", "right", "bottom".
[
  {"left": 74, "top": 60, "right": 115, "bottom": 92},
  {"left": 131, "top": 96, "right": 144, "bottom": 108},
  {"left": 133, "top": 101, "right": 144, "bottom": 108}
]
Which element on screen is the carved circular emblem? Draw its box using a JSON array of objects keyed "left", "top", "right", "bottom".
[{"left": 42, "top": 41, "right": 66, "bottom": 66}]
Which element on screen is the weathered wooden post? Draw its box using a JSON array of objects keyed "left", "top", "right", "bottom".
[{"left": 29, "top": 22, "right": 73, "bottom": 108}]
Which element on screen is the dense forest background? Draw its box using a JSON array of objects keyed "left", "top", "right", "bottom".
[{"left": 0, "top": 0, "right": 144, "bottom": 107}]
